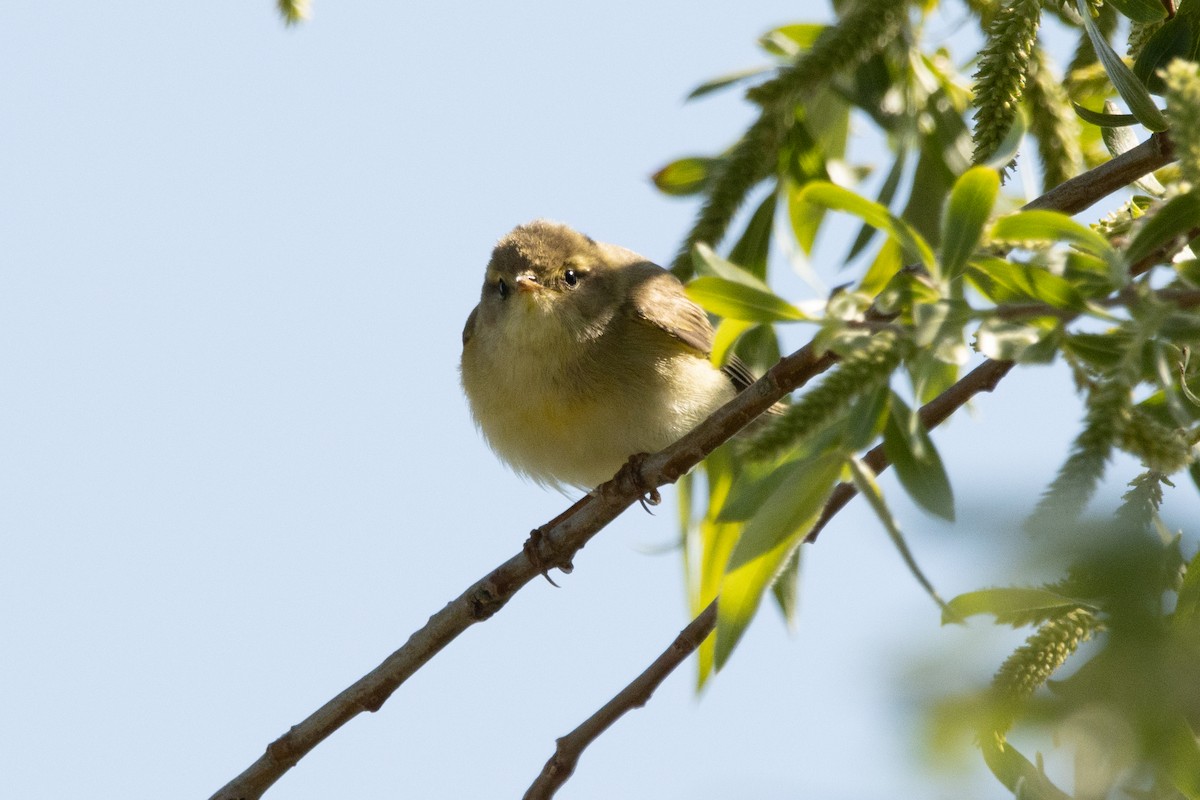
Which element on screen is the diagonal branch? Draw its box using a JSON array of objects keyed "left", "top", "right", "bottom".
[
  {"left": 524, "top": 357, "right": 1015, "bottom": 799},
  {"left": 210, "top": 132, "right": 1176, "bottom": 800}
]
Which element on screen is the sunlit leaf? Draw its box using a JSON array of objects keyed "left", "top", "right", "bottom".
[
  {"left": 942, "top": 587, "right": 1092, "bottom": 625},
  {"left": 846, "top": 151, "right": 908, "bottom": 264},
  {"left": 967, "top": 257, "right": 1087, "bottom": 309},
  {"left": 975, "top": 319, "right": 1057, "bottom": 362},
  {"left": 758, "top": 22, "right": 826, "bottom": 57},
  {"left": 1077, "top": 0, "right": 1169, "bottom": 130},
  {"left": 799, "top": 181, "right": 938, "bottom": 274},
  {"left": 883, "top": 392, "right": 955, "bottom": 521},
  {"left": 715, "top": 453, "right": 842, "bottom": 669},
  {"left": 686, "top": 66, "right": 773, "bottom": 101},
  {"left": 691, "top": 243, "right": 773, "bottom": 292},
  {"left": 848, "top": 457, "right": 954, "bottom": 617},
  {"left": 687, "top": 277, "right": 808, "bottom": 323},
  {"left": 940, "top": 166, "right": 1000, "bottom": 281},
  {"left": 990, "top": 210, "right": 1117, "bottom": 260},
  {"left": 1124, "top": 193, "right": 1200, "bottom": 268},
  {"left": 651, "top": 157, "right": 719, "bottom": 196}
]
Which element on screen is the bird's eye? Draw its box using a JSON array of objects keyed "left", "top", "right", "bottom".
[
  {"left": 563, "top": 269, "right": 580, "bottom": 288},
  {"left": 497, "top": 278, "right": 509, "bottom": 299}
]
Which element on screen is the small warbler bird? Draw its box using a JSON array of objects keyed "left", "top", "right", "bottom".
[{"left": 460, "top": 220, "right": 758, "bottom": 491}]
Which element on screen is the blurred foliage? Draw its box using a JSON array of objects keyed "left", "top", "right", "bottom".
[{"left": 655, "top": 0, "right": 1200, "bottom": 792}]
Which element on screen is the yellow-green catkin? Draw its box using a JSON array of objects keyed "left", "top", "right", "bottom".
[
  {"left": 989, "top": 608, "right": 1101, "bottom": 732},
  {"left": 972, "top": 0, "right": 1045, "bottom": 170},
  {"left": 1163, "top": 59, "right": 1200, "bottom": 189},
  {"left": 1025, "top": 46, "right": 1082, "bottom": 190}
]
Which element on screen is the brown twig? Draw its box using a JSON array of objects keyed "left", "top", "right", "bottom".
[
  {"left": 210, "top": 132, "right": 1177, "bottom": 800},
  {"left": 523, "top": 357, "right": 1015, "bottom": 798}
]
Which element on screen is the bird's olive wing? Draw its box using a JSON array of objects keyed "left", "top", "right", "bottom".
[{"left": 626, "top": 264, "right": 714, "bottom": 356}]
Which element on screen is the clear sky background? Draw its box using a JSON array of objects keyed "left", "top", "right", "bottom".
[{"left": 4, "top": 3, "right": 1197, "bottom": 799}]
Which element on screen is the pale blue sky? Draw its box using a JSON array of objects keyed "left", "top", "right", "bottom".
[{"left": 3, "top": 3, "right": 1195, "bottom": 799}]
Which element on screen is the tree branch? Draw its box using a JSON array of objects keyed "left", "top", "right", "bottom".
[
  {"left": 523, "top": 357, "right": 1015, "bottom": 799},
  {"left": 210, "top": 132, "right": 1177, "bottom": 800}
]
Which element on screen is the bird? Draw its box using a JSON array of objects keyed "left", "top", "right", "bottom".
[{"left": 460, "top": 219, "right": 759, "bottom": 491}]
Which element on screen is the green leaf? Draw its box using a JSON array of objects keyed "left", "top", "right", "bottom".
[
  {"left": 848, "top": 457, "right": 954, "bottom": 617},
  {"left": 1124, "top": 193, "right": 1200, "bottom": 267},
  {"left": 1133, "top": 12, "right": 1200, "bottom": 95},
  {"left": 758, "top": 22, "right": 826, "bottom": 57},
  {"left": 883, "top": 392, "right": 955, "bottom": 521},
  {"left": 711, "top": 318, "right": 756, "bottom": 369},
  {"left": 990, "top": 210, "right": 1117, "bottom": 260},
  {"left": 1072, "top": 102, "right": 1141, "bottom": 128},
  {"left": 691, "top": 243, "right": 774, "bottom": 292},
  {"left": 966, "top": 257, "right": 1087, "bottom": 309},
  {"left": 728, "top": 192, "right": 777, "bottom": 278},
  {"left": 942, "top": 587, "right": 1091, "bottom": 625},
  {"left": 715, "top": 453, "right": 842, "bottom": 669},
  {"left": 770, "top": 547, "right": 802, "bottom": 629},
  {"left": 846, "top": 148, "right": 909, "bottom": 263},
  {"left": 1164, "top": 714, "right": 1200, "bottom": 799},
  {"left": 686, "top": 276, "right": 807, "bottom": 323},
  {"left": 975, "top": 319, "right": 1056, "bottom": 362},
  {"left": 843, "top": 386, "right": 891, "bottom": 451},
  {"left": 686, "top": 66, "right": 773, "bottom": 101},
  {"left": 940, "top": 167, "right": 1000, "bottom": 282},
  {"left": 1076, "top": 0, "right": 1170, "bottom": 131},
  {"left": 798, "top": 181, "right": 938, "bottom": 274},
  {"left": 651, "top": 157, "right": 718, "bottom": 196},
  {"left": 1106, "top": 0, "right": 1170, "bottom": 23}
]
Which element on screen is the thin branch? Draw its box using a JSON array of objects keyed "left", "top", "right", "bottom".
[
  {"left": 211, "top": 132, "right": 1177, "bottom": 800},
  {"left": 525, "top": 357, "right": 1017, "bottom": 798},
  {"left": 1023, "top": 131, "right": 1174, "bottom": 214},
  {"left": 524, "top": 603, "right": 719, "bottom": 800}
]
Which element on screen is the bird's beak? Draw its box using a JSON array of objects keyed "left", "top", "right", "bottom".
[{"left": 514, "top": 273, "right": 542, "bottom": 293}]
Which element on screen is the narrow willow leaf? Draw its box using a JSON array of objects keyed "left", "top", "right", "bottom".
[
  {"left": 711, "top": 318, "right": 756, "bottom": 369},
  {"left": 860, "top": 236, "right": 904, "bottom": 296},
  {"left": 651, "top": 157, "right": 719, "bottom": 196},
  {"left": 799, "top": 181, "right": 938, "bottom": 274},
  {"left": 715, "top": 453, "right": 843, "bottom": 669},
  {"left": 758, "top": 22, "right": 826, "bottom": 56},
  {"left": 788, "top": 180, "right": 826, "bottom": 256},
  {"left": 844, "top": 386, "right": 891, "bottom": 451},
  {"left": 1164, "top": 715, "right": 1200, "bottom": 799},
  {"left": 943, "top": 587, "right": 1092, "bottom": 625},
  {"left": 1106, "top": 0, "right": 1170, "bottom": 23},
  {"left": 686, "top": 67, "right": 773, "bottom": 101},
  {"left": 686, "top": 277, "right": 807, "bottom": 323},
  {"left": 1072, "top": 102, "right": 1141, "bottom": 127},
  {"left": 1133, "top": 12, "right": 1200, "bottom": 94},
  {"left": 1124, "top": 192, "right": 1200, "bottom": 267},
  {"left": 975, "top": 319, "right": 1055, "bottom": 362},
  {"left": 967, "top": 256, "right": 1087, "bottom": 308},
  {"left": 990, "top": 209, "right": 1117, "bottom": 260},
  {"left": 883, "top": 392, "right": 955, "bottom": 521},
  {"left": 848, "top": 457, "right": 954, "bottom": 617},
  {"left": 770, "top": 547, "right": 801, "bottom": 629},
  {"left": 691, "top": 243, "right": 774, "bottom": 292},
  {"left": 846, "top": 148, "right": 909, "bottom": 263},
  {"left": 981, "top": 737, "right": 1073, "bottom": 799},
  {"left": 940, "top": 166, "right": 1001, "bottom": 281},
  {"left": 728, "top": 192, "right": 777, "bottom": 278},
  {"left": 1076, "top": 0, "right": 1170, "bottom": 130},
  {"left": 694, "top": 448, "right": 741, "bottom": 688}
]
